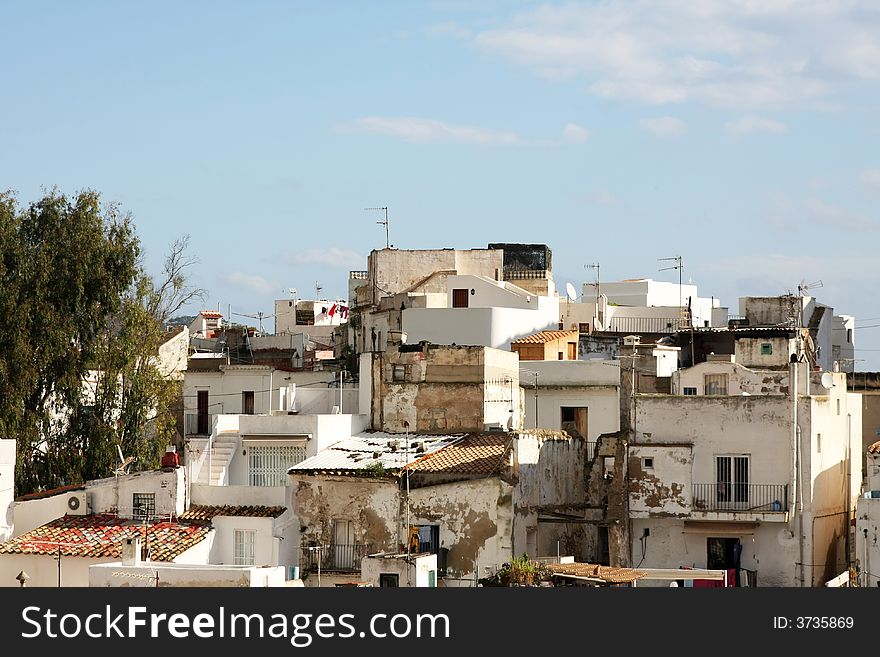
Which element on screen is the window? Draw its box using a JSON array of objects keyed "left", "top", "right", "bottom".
[
  {"left": 817, "top": 433, "right": 822, "bottom": 453},
  {"left": 847, "top": 329, "right": 852, "bottom": 344},
  {"left": 248, "top": 443, "right": 306, "bottom": 486},
  {"left": 578, "top": 323, "right": 590, "bottom": 333},
  {"left": 567, "top": 342, "right": 577, "bottom": 360},
  {"left": 704, "top": 374, "right": 729, "bottom": 396},
  {"left": 392, "top": 365, "right": 406, "bottom": 382},
  {"left": 452, "top": 288, "right": 469, "bottom": 308},
  {"left": 642, "top": 457, "right": 654, "bottom": 469},
  {"left": 197, "top": 390, "right": 209, "bottom": 435},
  {"left": 379, "top": 573, "right": 399, "bottom": 587},
  {"left": 558, "top": 352, "right": 564, "bottom": 360},
  {"left": 716, "top": 455, "right": 749, "bottom": 506},
  {"left": 242, "top": 390, "right": 255, "bottom": 415},
  {"left": 837, "top": 399, "right": 840, "bottom": 415},
  {"left": 761, "top": 343, "right": 773, "bottom": 355},
  {"left": 132, "top": 493, "right": 155, "bottom": 520},
  {"left": 561, "top": 406, "right": 588, "bottom": 439},
  {"left": 683, "top": 387, "right": 697, "bottom": 396},
  {"left": 409, "top": 524, "right": 439, "bottom": 554},
  {"left": 233, "top": 529, "right": 256, "bottom": 565}
]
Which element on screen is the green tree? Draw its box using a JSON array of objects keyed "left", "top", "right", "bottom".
[{"left": 0, "top": 190, "right": 203, "bottom": 495}]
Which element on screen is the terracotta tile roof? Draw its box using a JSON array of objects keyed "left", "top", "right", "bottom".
[
  {"left": 511, "top": 330, "right": 578, "bottom": 345},
  {"left": 0, "top": 514, "right": 211, "bottom": 562},
  {"left": 179, "top": 505, "right": 286, "bottom": 521},
  {"left": 199, "top": 311, "right": 223, "bottom": 318},
  {"left": 547, "top": 562, "right": 648, "bottom": 584},
  {"left": 16, "top": 484, "right": 85, "bottom": 502},
  {"left": 405, "top": 433, "right": 511, "bottom": 475}
]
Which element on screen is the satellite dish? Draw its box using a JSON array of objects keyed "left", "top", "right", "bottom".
[
  {"left": 565, "top": 282, "right": 577, "bottom": 302},
  {"left": 820, "top": 372, "right": 834, "bottom": 389}
]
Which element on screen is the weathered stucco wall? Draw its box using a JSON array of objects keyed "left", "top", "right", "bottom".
[
  {"left": 290, "top": 474, "right": 400, "bottom": 564},
  {"left": 735, "top": 336, "right": 795, "bottom": 369},
  {"left": 672, "top": 361, "right": 790, "bottom": 396},
  {"left": 630, "top": 517, "right": 800, "bottom": 587},
  {"left": 856, "top": 497, "right": 880, "bottom": 587},
  {"left": 629, "top": 445, "right": 693, "bottom": 518}
]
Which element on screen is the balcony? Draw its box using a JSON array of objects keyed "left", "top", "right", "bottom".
[
  {"left": 301, "top": 543, "right": 371, "bottom": 573},
  {"left": 691, "top": 483, "right": 789, "bottom": 522},
  {"left": 349, "top": 270, "right": 368, "bottom": 280},
  {"left": 185, "top": 413, "right": 216, "bottom": 436}
]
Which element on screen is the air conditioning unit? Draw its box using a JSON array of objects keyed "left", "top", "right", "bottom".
[{"left": 66, "top": 492, "right": 90, "bottom": 516}]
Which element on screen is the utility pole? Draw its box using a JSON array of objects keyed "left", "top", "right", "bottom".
[{"left": 365, "top": 206, "right": 390, "bottom": 249}]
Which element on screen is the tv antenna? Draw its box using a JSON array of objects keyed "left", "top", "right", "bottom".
[
  {"left": 797, "top": 279, "right": 823, "bottom": 297},
  {"left": 658, "top": 255, "right": 686, "bottom": 325},
  {"left": 233, "top": 310, "right": 275, "bottom": 333},
  {"left": 315, "top": 281, "right": 323, "bottom": 299},
  {"left": 585, "top": 263, "right": 600, "bottom": 305},
  {"left": 365, "top": 206, "right": 390, "bottom": 248}
]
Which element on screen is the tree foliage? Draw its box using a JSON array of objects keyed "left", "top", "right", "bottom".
[{"left": 0, "top": 190, "right": 204, "bottom": 495}]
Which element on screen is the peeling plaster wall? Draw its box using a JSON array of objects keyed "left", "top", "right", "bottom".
[
  {"left": 89, "top": 563, "right": 286, "bottom": 587},
  {"left": 629, "top": 445, "right": 693, "bottom": 517},
  {"left": 377, "top": 346, "right": 519, "bottom": 433},
  {"left": 289, "top": 475, "right": 400, "bottom": 566},
  {"left": 360, "top": 553, "right": 437, "bottom": 588},
  {"left": 409, "top": 477, "right": 511, "bottom": 579},
  {"left": 636, "top": 395, "right": 792, "bottom": 489},
  {"left": 735, "top": 337, "right": 796, "bottom": 369},
  {"left": 672, "top": 361, "right": 790, "bottom": 395}
]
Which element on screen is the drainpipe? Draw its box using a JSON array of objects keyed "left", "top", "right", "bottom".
[
  {"left": 791, "top": 358, "right": 804, "bottom": 586},
  {"left": 846, "top": 413, "right": 852, "bottom": 574}
]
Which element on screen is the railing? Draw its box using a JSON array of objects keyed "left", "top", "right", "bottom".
[
  {"left": 185, "top": 413, "right": 215, "bottom": 436},
  {"left": 692, "top": 483, "right": 788, "bottom": 513},
  {"left": 503, "top": 269, "right": 548, "bottom": 280},
  {"left": 349, "top": 270, "right": 368, "bottom": 280},
  {"left": 302, "top": 543, "right": 371, "bottom": 572},
  {"left": 607, "top": 316, "right": 681, "bottom": 334}
]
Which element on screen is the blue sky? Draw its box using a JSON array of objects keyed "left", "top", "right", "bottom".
[{"left": 2, "top": 1, "right": 879, "bottom": 367}]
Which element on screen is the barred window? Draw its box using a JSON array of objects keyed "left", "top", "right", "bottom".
[
  {"left": 234, "top": 529, "right": 256, "bottom": 566},
  {"left": 248, "top": 444, "right": 307, "bottom": 486},
  {"left": 132, "top": 493, "right": 155, "bottom": 520}
]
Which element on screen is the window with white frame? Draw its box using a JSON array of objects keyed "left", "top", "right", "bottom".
[
  {"left": 233, "top": 529, "right": 256, "bottom": 565},
  {"left": 247, "top": 442, "right": 307, "bottom": 486}
]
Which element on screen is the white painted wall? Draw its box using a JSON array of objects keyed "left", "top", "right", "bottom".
[
  {"left": 0, "top": 440, "right": 14, "bottom": 542},
  {"left": 0, "top": 553, "right": 117, "bottom": 587},
  {"left": 519, "top": 361, "right": 619, "bottom": 440},
  {"left": 832, "top": 315, "right": 855, "bottom": 373},
  {"left": 90, "top": 562, "right": 287, "bottom": 587},
  {"left": 209, "top": 516, "right": 278, "bottom": 567},
  {"left": 446, "top": 275, "right": 533, "bottom": 309},
  {"left": 360, "top": 553, "right": 438, "bottom": 587},
  {"left": 403, "top": 304, "right": 559, "bottom": 350},
  {"left": 13, "top": 469, "right": 185, "bottom": 538},
  {"left": 672, "top": 361, "right": 790, "bottom": 396},
  {"left": 191, "top": 484, "right": 286, "bottom": 507}
]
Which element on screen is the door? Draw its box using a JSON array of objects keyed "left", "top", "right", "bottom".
[
  {"left": 716, "top": 455, "right": 749, "bottom": 508},
  {"left": 333, "top": 519, "right": 355, "bottom": 570},
  {"left": 197, "top": 390, "right": 209, "bottom": 435},
  {"left": 452, "top": 288, "right": 469, "bottom": 308},
  {"left": 379, "top": 573, "right": 399, "bottom": 588},
  {"left": 242, "top": 391, "right": 255, "bottom": 415}
]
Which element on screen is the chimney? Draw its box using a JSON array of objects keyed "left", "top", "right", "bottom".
[{"left": 122, "top": 536, "right": 141, "bottom": 567}]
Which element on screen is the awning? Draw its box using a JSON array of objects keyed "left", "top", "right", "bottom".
[{"left": 682, "top": 521, "right": 759, "bottom": 535}]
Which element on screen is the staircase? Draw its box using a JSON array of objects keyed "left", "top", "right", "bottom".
[{"left": 195, "top": 430, "right": 239, "bottom": 486}]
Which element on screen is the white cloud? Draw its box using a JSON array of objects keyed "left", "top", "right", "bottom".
[
  {"left": 724, "top": 115, "right": 789, "bottom": 135},
  {"left": 342, "top": 117, "right": 522, "bottom": 145},
  {"left": 802, "top": 198, "right": 874, "bottom": 231},
  {"left": 859, "top": 168, "right": 880, "bottom": 189},
  {"left": 639, "top": 116, "right": 687, "bottom": 137},
  {"left": 222, "top": 272, "right": 277, "bottom": 297},
  {"left": 562, "top": 122, "right": 591, "bottom": 143},
  {"left": 471, "top": 2, "right": 880, "bottom": 109},
  {"left": 290, "top": 247, "right": 364, "bottom": 269}
]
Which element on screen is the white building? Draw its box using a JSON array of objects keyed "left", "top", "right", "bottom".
[
  {"left": 189, "top": 310, "right": 224, "bottom": 338},
  {"left": 832, "top": 315, "right": 856, "bottom": 374},
  {"left": 402, "top": 274, "right": 560, "bottom": 350},
  {"left": 519, "top": 360, "right": 620, "bottom": 443},
  {"left": 629, "top": 363, "right": 862, "bottom": 587}
]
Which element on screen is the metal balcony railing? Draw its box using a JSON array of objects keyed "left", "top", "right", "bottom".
[
  {"left": 301, "top": 543, "right": 371, "bottom": 573},
  {"left": 692, "top": 483, "right": 788, "bottom": 513},
  {"left": 185, "top": 413, "right": 215, "bottom": 436},
  {"left": 607, "top": 316, "right": 681, "bottom": 334},
  {"left": 349, "top": 270, "right": 368, "bottom": 280}
]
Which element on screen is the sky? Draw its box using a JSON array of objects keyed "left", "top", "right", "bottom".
[{"left": 2, "top": 1, "right": 879, "bottom": 367}]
